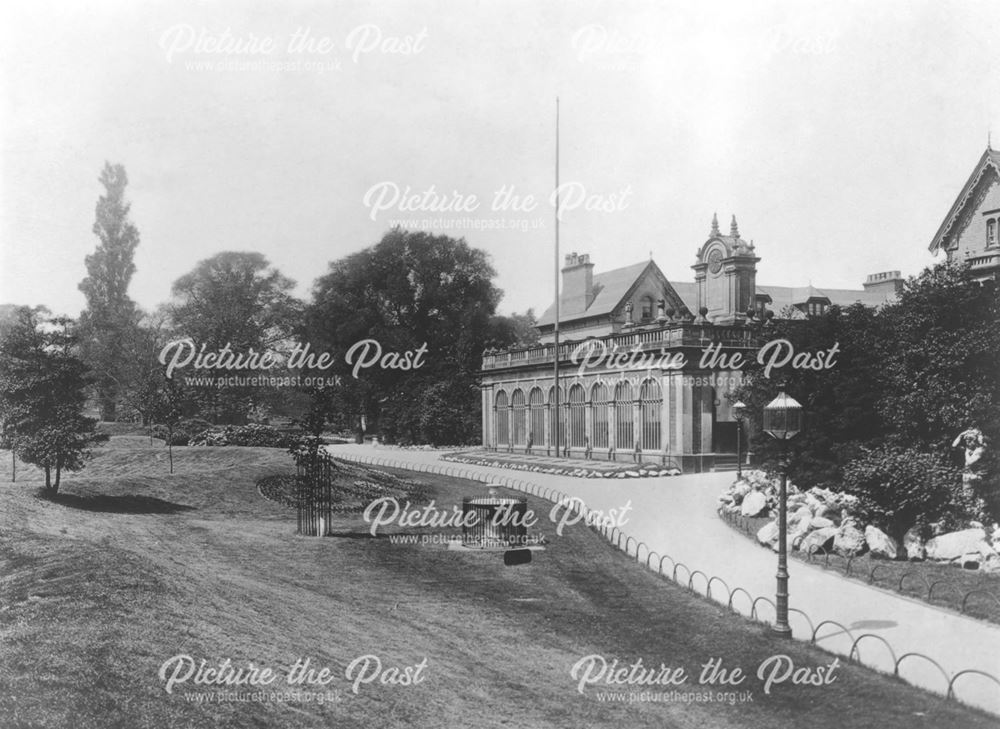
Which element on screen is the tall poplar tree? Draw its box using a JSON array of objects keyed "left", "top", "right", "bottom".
[{"left": 78, "top": 162, "right": 141, "bottom": 421}]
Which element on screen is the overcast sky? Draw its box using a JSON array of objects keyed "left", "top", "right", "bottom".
[{"left": 2, "top": 0, "right": 999, "bottom": 318}]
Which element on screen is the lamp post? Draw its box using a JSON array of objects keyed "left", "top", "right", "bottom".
[
  {"left": 763, "top": 391, "right": 803, "bottom": 639},
  {"left": 732, "top": 400, "right": 746, "bottom": 479}
]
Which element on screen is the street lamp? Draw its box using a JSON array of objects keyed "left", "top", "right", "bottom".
[
  {"left": 731, "top": 400, "right": 746, "bottom": 479},
  {"left": 763, "top": 391, "right": 803, "bottom": 639}
]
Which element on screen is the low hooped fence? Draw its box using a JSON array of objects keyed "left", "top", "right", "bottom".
[
  {"left": 719, "top": 508, "right": 1000, "bottom": 620},
  {"left": 329, "top": 448, "right": 1000, "bottom": 716}
]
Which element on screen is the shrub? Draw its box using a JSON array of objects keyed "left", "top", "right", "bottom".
[
  {"left": 189, "top": 423, "right": 300, "bottom": 449},
  {"left": 150, "top": 424, "right": 190, "bottom": 446},
  {"left": 841, "top": 445, "right": 965, "bottom": 542}
]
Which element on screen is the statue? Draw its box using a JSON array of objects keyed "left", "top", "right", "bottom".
[
  {"left": 624, "top": 300, "right": 634, "bottom": 327},
  {"left": 952, "top": 428, "right": 987, "bottom": 504}
]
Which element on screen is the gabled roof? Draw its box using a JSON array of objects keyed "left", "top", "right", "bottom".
[
  {"left": 537, "top": 260, "right": 652, "bottom": 326},
  {"left": 929, "top": 147, "right": 1000, "bottom": 254}
]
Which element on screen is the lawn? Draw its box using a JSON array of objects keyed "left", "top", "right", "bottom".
[{"left": 0, "top": 439, "right": 995, "bottom": 729}]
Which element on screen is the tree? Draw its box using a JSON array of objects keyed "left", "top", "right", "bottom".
[
  {"left": 78, "top": 162, "right": 142, "bottom": 421},
  {"left": 168, "top": 252, "right": 301, "bottom": 423},
  {"left": 0, "top": 308, "right": 106, "bottom": 495},
  {"left": 733, "top": 302, "right": 885, "bottom": 489},
  {"left": 304, "top": 228, "right": 502, "bottom": 445},
  {"left": 487, "top": 309, "right": 541, "bottom": 349}
]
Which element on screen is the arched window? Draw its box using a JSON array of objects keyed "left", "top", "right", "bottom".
[
  {"left": 638, "top": 379, "right": 662, "bottom": 451},
  {"left": 568, "top": 384, "right": 586, "bottom": 448},
  {"left": 614, "top": 381, "right": 634, "bottom": 450},
  {"left": 547, "top": 386, "right": 564, "bottom": 448},
  {"left": 528, "top": 388, "right": 545, "bottom": 447},
  {"left": 511, "top": 389, "right": 527, "bottom": 445},
  {"left": 494, "top": 391, "right": 509, "bottom": 446},
  {"left": 590, "top": 383, "right": 610, "bottom": 449},
  {"left": 989, "top": 218, "right": 997, "bottom": 247}
]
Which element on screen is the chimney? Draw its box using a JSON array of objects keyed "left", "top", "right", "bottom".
[
  {"left": 562, "top": 252, "right": 595, "bottom": 314},
  {"left": 863, "top": 270, "right": 903, "bottom": 297}
]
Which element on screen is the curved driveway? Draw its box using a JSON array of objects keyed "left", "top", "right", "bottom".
[{"left": 328, "top": 444, "right": 1000, "bottom": 715}]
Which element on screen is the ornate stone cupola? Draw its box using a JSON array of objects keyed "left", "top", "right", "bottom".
[{"left": 692, "top": 213, "right": 760, "bottom": 324}]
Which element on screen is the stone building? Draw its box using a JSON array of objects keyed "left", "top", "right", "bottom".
[
  {"left": 479, "top": 215, "right": 899, "bottom": 472},
  {"left": 929, "top": 146, "right": 1000, "bottom": 282}
]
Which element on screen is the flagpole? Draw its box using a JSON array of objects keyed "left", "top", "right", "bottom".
[{"left": 553, "top": 97, "right": 560, "bottom": 456}]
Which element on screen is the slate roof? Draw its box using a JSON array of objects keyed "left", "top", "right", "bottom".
[
  {"left": 536, "top": 261, "right": 652, "bottom": 326},
  {"left": 756, "top": 284, "right": 889, "bottom": 310},
  {"left": 929, "top": 147, "right": 1000, "bottom": 254}
]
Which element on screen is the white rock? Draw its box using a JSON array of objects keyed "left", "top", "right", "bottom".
[
  {"left": 800, "top": 526, "right": 838, "bottom": 554},
  {"left": 756, "top": 521, "right": 779, "bottom": 550},
  {"left": 809, "top": 516, "right": 835, "bottom": 530},
  {"left": 925, "top": 528, "right": 997, "bottom": 562},
  {"left": 740, "top": 490, "right": 769, "bottom": 517},
  {"left": 833, "top": 524, "right": 867, "bottom": 557},
  {"left": 864, "top": 525, "right": 899, "bottom": 560},
  {"left": 788, "top": 506, "right": 813, "bottom": 529}
]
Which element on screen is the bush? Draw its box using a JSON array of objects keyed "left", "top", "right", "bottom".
[
  {"left": 841, "top": 445, "right": 966, "bottom": 542},
  {"left": 189, "top": 423, "right": 300, "bottom": 449},
  {"left": 150, "top": 424, "right": 190, "bottom": 446}
]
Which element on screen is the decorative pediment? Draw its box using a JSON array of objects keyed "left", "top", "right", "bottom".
[{"left": 929, "top": 148, "right": 1000, "bottom": 254}]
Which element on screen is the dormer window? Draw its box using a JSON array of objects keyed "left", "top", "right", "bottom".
[
  {"left": 640, "top": 296, "right": 654, "bottom": 320},
  {"left": 807, "top": 300, "right": 828, "bottom": 317},
  {"left": 989, "top": 218, "right": 997, "bottom": 247}
]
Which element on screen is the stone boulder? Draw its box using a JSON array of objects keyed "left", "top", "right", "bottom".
[
  {"left": 925, "top": 528, "right": 997, "bottom": 562},
  {"left": 833, "top": 523, "right": 867, "bottom": 557},
  {"left": 756, "top": 521, "right": 779, "bottom": 550},
  {"left": 788, "top": 506, "right": 813, "bottom": 529},
  {"left": 741, "top": 490, "right": 768, "bottom": 517},
  {"left": 864, "top": 525, "right": 899, "bottom": 560},
  {"left": 903, "top": 527, "right": 926, "bottom": 561},
  {"left": 799, "top": 526, "right": 837, "bottom": 554},
  {"left": 809, "top": 516, "right": 835, "bottom": 530}
]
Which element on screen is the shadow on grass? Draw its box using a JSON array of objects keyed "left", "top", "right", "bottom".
[{"left": 43, "top": 492, "right": 196, "bottom": 514}]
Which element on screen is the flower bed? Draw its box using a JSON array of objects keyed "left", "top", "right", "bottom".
[{"left": 441, "top": 452, "right": 681, "bottom": 479}]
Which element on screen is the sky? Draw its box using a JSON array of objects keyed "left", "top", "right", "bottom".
[{"left": 2, "top": 0, "right": 999, "bottom": 318}]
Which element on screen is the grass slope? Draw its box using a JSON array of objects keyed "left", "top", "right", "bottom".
[{"left": 0, "top": 440, "right": 994, "bottom": 729}]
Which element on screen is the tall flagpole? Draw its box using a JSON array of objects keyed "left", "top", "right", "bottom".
[{"left": 553, "top": 97, "right": 560, "bottom": 456}]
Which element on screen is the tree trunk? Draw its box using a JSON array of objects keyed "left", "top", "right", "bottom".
[
  {"left": 43, "top": 466, "right": 54, "bottom": 496},
  {"left": 101, "top": 396, "right": 117, "bottom": 422},
  {"left": 10, "top": 449, "right": 15, "bottom": 483},
  {"left": 168, "top": 437, "right": 174, "bottom": 474}
]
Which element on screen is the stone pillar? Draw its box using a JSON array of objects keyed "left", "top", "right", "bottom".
[{"left": 481, "top": 387, "right": 491, "bottom": 449}]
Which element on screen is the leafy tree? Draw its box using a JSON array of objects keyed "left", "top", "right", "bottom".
[
  {"left": 0, "top": 308, "right": 106, "bottom": 495},
  {"left": 842, "top": 445, "right": 965, "bottom": 541},
  {"left": 733, "top": 302, "right": 884, "bottom": 489},
  {"left": 304, "top": 228, "right": 502, "bottom": 445},
  {"left": 874, "top": 264, "right": 1000, "bottom": 453},
  {"left": 487, "top": 309, "right": 541, "bottom": 349},
  {"left": 78, "top": 162, "right": 142, "bottom": 421},
  {"left": 168, "top": 252, "right": 301, "bottom": 423}
]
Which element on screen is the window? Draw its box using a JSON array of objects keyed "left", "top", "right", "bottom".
[
  {"left": 591, "top": 383, "right": 609, "bottom": 449},
  {"left": 568, "top": 384, "right": 586, "bottom": 448},
  {"left": 528, "top": 388, "right": 545, "bottom": 446},
  {"left": 989, "top": 219, "right": 997, "bottom": 247},
  {"left": 511, "top": 389, "right": 526, "bottom": 445},
  {"left": 640, "top": 296, "right": 654, "bottom": 320},
  {"left": 638, "top": 379, "right": 662, "bottom": 451},
  {"left": 494, "top": 391, "right": 509, "bottom": 446},
  {"left": 614, "top": 381, "right": 634, "bottom": 450}
]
